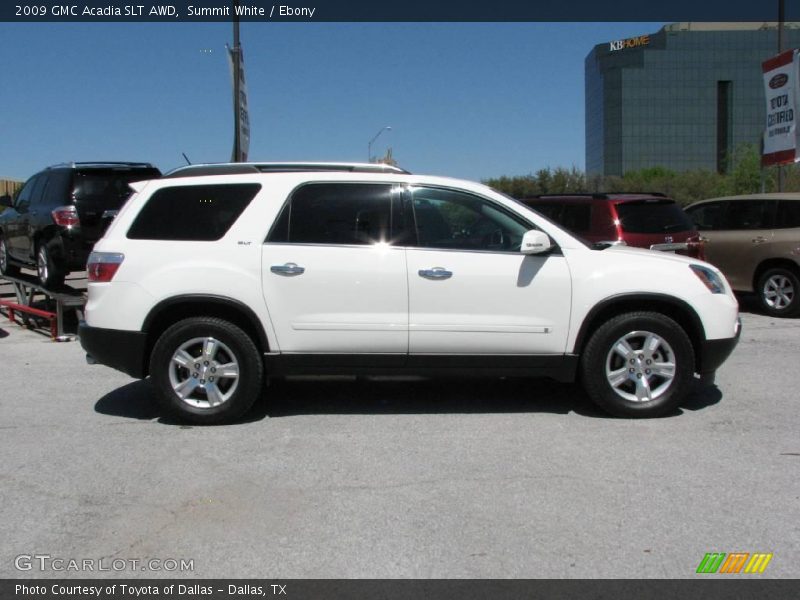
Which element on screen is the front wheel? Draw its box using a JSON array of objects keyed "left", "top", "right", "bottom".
[
  {"left": 150, "top": 317, "right": 264, "bottom": 424},
  {"left": 0, "top": 235, "right": 20, "bottom": 277},
  {"left": 757, "top": 267, "right": 800, "bottom": 318},
  {"left": 580, "top": 312, "right": 695, "bottom": 418}
]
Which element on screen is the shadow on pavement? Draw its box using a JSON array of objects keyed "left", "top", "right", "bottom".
[
  {"left": 94, "top": 375, "right": 723, "bottom": 425},
  {"left": 0, "top": 328, "right": 8, "bottom": 339}
]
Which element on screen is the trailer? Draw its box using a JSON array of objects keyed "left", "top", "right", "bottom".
[{"left": 0, "top": 272, "right": 86, "bottom": 341}]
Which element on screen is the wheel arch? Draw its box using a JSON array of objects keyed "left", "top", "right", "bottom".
[
  {"left": 142, "top": 295, "right": 270, "bottom": 376},
  {"left": 752, "top": 258, "right": 800, "bottom": 291},
  {"left": 573, "top": 293, "right": 706, "bottom": 372}
]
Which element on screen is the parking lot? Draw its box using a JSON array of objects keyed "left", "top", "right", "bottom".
[{"left": 1, "top": 304, "right": 798, "bottom": 579}]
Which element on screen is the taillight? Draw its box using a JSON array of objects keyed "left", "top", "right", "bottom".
[
  {"left": 52, "top": 205, "right": 80, "bottom": 227},
  {"left": 87, "top": 252, "right": 124, "bottom": 282},
  {"left": 686, "top": 235, "right": 706, "bottom": 261}
]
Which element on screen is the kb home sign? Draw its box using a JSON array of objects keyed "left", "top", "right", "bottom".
[{"left": 609, "top": 35, "right": 650, "bottom": 52}]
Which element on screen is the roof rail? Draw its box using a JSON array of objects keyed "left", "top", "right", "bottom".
[
  {"left": 163, "top": 162, "right": 411, "bottom": 179},
  {"left": 46, "top": 161, "right": 156, "bottom": 170}
]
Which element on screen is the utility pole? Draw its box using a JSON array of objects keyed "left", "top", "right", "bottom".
[{"left": 232, "top": 0, "right": 242, "bottom": 162}]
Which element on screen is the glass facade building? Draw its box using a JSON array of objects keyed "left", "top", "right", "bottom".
[{"left": 586, "top": 23, "right": 800, "bottom": 176}]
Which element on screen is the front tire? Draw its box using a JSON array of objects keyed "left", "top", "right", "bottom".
[
  {"left": 0, "top": 235, "right": 20, "bottom": 277},
  {"left": 757, "top": 267, "right": 800, "bottom": 317},
  {"left": 150, "top": 317, "right": 263, "bottom": 424},
  {"left": 580, "top": 312, "right": 695, "bottom": 418}
]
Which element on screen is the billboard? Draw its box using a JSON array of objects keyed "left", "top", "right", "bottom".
[
  {"left": 228, "top": 45, "right": 250, "bottom": 162},
  {"left": 762, "top": 49, "right": 800, "bottom": 166}
]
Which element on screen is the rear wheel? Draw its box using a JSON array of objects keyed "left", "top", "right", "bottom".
[
  {"left": 580, "top": 312, "right": 695, "bottom": 418},
  {"left": 0, "top": 235, "right": 20, "bottom": 277},
  {"left": 150, "top": 317, "right": 263, "bottom": 424},
  {"left": 757, "top": 267, "right": 800, "bottom": 318},
  {"left": 36, "top": 242, "right": 64, "bottom": 288}
]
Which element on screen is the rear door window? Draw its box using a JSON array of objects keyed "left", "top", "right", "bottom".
[
  {"left": 776, "top": 200, "right": 800, "bottom": 229},
  {"left": 267, "top": 183, "right": 398, "bottom": 246},
  {"left": 127, "top": 183, "right": 260, "bottom": 241},
  {"left": 721, "top": 200, "right": 776, "bottom": 230},
  {"left": 615, "top": 201, "right": 694, "bottom": 234}
]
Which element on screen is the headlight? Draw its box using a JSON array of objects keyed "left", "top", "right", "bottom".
[{"left": 690, "top": 265, "right": 725, "bottom": 294}]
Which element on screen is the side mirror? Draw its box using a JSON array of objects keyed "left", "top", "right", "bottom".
[
  {"left": 520, "top": 229, "right": 552, "bottom": 255},
  {"left": 0, "top": 194, "right": 11, "bottom": 208}
]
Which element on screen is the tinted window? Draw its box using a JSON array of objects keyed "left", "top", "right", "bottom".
[
  {"left": 776, "top": 200, "right": 800, "bottom": 229},
  {"left": 15, "top": 176, "right": 38, "bottom": 209},
  {"left": 40, "top": 170, "right": 72, "bottom": 208},
  {"left": 686, "top": 202, "right": 725, "bottom": 231},
  {"left": 29, "top": 173, "right": 50, "bottom": 208},
  {"left": 268, "top": 183, "right": 394, "bottom": 246},
  {"left": 127, "top": 184, "right": 259, "bottom": 241},
  {"left": 74, "top": 168, "right": 160, "bottom": 208},
  {"left": 722, "top": 200, "right": 775, "bottom": 230},
  {"left": 615, "top": 201, "right": 694, "bottom": 234},
  {"left": 411, "top": 187, "right": 530, "bottom": 252},
  {"left": 524, "top": 202, "right": 591, "bottom": 233}
]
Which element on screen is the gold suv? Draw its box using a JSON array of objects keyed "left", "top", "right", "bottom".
[{"left": 685, "top": 193, "right": 800, "bottom": 317}]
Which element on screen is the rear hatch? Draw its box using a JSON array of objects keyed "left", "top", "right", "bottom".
[
  {"left": 613, "top": 199, "right": 704, "bottom": 258},
  {"left": 72, "top": 167, "right": 161, "bottom": 242}
]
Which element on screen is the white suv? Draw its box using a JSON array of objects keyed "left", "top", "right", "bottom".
[{"left": 80, "top": 162, "right": 740, "bottom": 423}]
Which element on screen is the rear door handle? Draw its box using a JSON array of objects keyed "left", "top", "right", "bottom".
[
  {"left": 419, "top": 267, "right": 452, "bottom": 280},
  {"left": 270, "top": 262, "right": 305, "bottom": 276}
]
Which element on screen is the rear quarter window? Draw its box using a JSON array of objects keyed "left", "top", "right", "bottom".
[{"left": 127, "top": 183, "right": 260, "bottom": 241}]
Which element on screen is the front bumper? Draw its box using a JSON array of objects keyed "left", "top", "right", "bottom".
[
  {"left": 79, "top": 321, "right": 148, "bottom": 378},
  {"left": 698, "top": 317, "right": 741, "bottom": 374}
]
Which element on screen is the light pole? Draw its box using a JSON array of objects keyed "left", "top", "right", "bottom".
[{"left": 368, "top": 126, "right": 392, "bottom": 163}]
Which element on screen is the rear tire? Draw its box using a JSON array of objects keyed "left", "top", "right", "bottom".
[
  {"left": 36, "top": 242, "right": 64, "bottom": 288},
  {"left": 580, "top": 311, "right": 695, "bottom": 418},
  {"left": 757, "top": 267, "right": 800, "bottom": 318},
  {"left": 0, "top": 235, "right": 20, "bottom": 277},
  {"left": 150, "top": 317, "right": 263, "bottom": 424}
]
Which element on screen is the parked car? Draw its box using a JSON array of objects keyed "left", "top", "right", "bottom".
[
  {"left": 518, "top": 193, "right": 705, "bottom": 259},
  {"left": 80, "top": 162, "right": 740, "bottom": 424},
  {"left": 684, "top": 193, "right": 800, "bottom": 317},
  {"left": 0, "top": 162, "right": 161, "bottom": 287}
]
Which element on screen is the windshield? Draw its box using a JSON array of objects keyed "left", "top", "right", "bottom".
[{"left": 615, "top": 201, "right": 695, "bottom": 234}]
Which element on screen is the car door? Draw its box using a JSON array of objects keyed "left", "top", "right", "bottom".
[
  {"left": 691, "top": 200, "right": 776, "bottom": 291},
  {"left": 261, "top": 182, "right": 409, "bottom": 359},
  {"left": 5, "top": 175, "right": 40, "bottom": 259},
  {"left": 404, "top": 186, "right": 572, "bottom": 358}
]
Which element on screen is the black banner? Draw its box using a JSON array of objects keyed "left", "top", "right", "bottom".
[
  {"left": 2, "top": 0, "right": 800, "bottom": 22},
  {"left": 3, "top": 580, "right": 800, "bottom": 600}
]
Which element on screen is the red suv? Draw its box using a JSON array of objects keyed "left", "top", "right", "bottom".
[{"left": 519, "top": 193, "right": 704, "bottom": 259}]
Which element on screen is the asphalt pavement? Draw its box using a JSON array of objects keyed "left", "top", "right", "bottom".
[{"left": 1, "top": 305, "right": 798, "bottom": 579}]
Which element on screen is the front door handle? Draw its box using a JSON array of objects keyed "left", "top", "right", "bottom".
[
  {"left": 270, "top": 262, "right": 305, "bottom": 276},
  {"left": 419, "top": 267, "right": 452, "bottom": 280},
  {"left": 752, "top": 236, "right": 768, "bottom": 244}
]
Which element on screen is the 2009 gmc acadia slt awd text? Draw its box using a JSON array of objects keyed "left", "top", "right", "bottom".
[{"left": 79, "top": 163, "right": 740, "bottom": 424}]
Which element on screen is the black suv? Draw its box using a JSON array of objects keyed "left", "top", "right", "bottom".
[{"left": 0, "top": 162, "right": 160, "bottom": 287}]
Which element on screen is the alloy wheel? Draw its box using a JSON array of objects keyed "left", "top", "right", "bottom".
[
  {"left": 168, "top": 337, "right": 240, "bottom": 409},
  {"left": 762, "top": 274, "right": 795, "bottom": 310},
  {"left": 605, "top": 330, "right": 676, "bottom": 402}
]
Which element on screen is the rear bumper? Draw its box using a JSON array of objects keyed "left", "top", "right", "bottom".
[
  {"left": 79, "top": 321, "right": 147, "bottom": 378},
  {"left": 698, "top": 318, "right": 741, "bottom": 374}
]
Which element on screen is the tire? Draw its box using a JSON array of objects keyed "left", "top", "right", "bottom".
[
  {"left": 149, "top": 317, "right": 263, "bottom": 424},
  {"left": 580, "top": 311, "right": 695, "bottom": 418},
  {"left": 0, "top": 235, "right": 20, "bottom": 277},
  {"left": 757, "top": 267, "right": 800, "bottom": 318},
  {"left": 36, "top": 242, "right": 64, "bottom": 288}
]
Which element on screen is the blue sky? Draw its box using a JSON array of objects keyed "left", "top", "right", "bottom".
[{"left": 0, "top": 22, "right": 663, "bottom": 181}]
